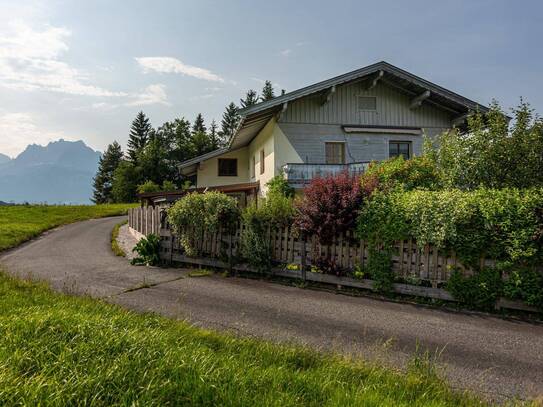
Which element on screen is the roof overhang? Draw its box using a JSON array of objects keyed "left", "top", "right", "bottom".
[
  {"left": 179, "top": 61, "right": 503, "bottom": 169},
  {"left": 229, "top": 61, "right": 497, "bottom": 146}
]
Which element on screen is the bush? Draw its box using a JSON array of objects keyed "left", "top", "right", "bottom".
[
  {"left": 503, "top": 267, "right": 543, "bottom": 310},
  {"left": 266, "top": 173, "right": 294, "bottom": 198},
  {"left": 294, "top": 171, "right": 362, "bottom": 245},
  {"left": 137, "top": 180, "right": 162, "bottom": 194},
  {"left": 446, "top": 268, "right": 503, "bottom": 310},
  {"left": 131, "top": 234, "right": 161, "bottom": 266},
  {"left": 425, "top": 100, "right": 543, "bottom": 190},
  {"left": 161, "top": 180, "right": 177, "bottom": 192},
  {"left": 240, "top": 184, "right": 295, "bottom": 272},
  {"left": 367, "top": 247, "right": 394, "bottom": 293},
  {"left": 168, "top": 191, "right": 239, "bottom": 257},
  {"left": 360, "top": 155, "right": 442, "bottom": 194},
  {"left": 358, "top": 187, "right": 543, "bottom": 269}
]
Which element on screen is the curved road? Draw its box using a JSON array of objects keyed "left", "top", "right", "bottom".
[{"left": 1, "top": 217, "right": 542, "bottom": 402}]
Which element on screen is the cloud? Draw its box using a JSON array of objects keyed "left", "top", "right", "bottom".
[
  {"left": 0, "top": 112, "right": 69, "bottom": 157},
  {"left": 125, "top": 84, "right": 170, "bottom": 107},
  {"left": 279, "top": 49, "right": 292, "bottom": 57},
  {"left": 136, "top": 57, "right": 224, "bottom": 83},
  {"left": 0, "top": 21, "right": 126, "bottom": 97}
]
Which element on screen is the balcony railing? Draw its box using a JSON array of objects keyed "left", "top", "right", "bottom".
[{"left": 282, "top": 162, "right": 371, "bottom": 186}]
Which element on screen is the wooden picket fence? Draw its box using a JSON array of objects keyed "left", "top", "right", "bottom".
[
  {"left": 128, "top": 207, "right": 162, "bottom": 237},
  {"left": 127, "top": 206, "right": 537, "bottom": 312},
  {"left": 129, "top": 206, "right": 482, "bottom": 287}
]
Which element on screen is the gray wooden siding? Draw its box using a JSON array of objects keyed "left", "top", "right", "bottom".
[
  {"left": 277, "top": 80, "right": 453, "bottom": 163},
  {"left": 280, "top": 81, "right": 452, "bottom": 128},
  {"left": 279, "top": 123, "right": 430, "bottom": 163}
]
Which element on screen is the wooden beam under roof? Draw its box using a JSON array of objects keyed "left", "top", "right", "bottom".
[
  {"left": 320, "top": 85, "right": 336, "bottom": 105},
  {"left": 452, "top": 112, "right": 472, "bottom": 127},
  {"left": 363, "top": 70, "right": 384, "bottom": 90},
  {"left": 410, "top": 90, "right": 431, "bottom": 109}
]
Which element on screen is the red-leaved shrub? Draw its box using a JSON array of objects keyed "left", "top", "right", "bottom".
[{"left": 294, "top": 171, "right": 362, "bottom": 245}]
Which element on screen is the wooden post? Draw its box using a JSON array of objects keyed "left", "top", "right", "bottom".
[
  {"left": 169, "top": 235, "right": 174, "bottom": 265},
  {"left": 228, "top": 232, "right": 233, "bottom": 274},
  {"left": 301, "top": 236, "right": 307, "bottom": 282}
]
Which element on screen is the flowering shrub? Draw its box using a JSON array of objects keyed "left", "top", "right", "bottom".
[
  {"left": 360, "top": 155, "right": 442, "bottom": 195},
  {"left": 358, "top": 188, "right": 543, "bottom": 267},
  {"left": 168, "top": 191, "right": 239, "bottom": 256},
  {"left": 294, "top": 171, "right": 362, "bottom": 245}
]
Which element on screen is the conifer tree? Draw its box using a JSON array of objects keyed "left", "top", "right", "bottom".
[
  {"left": 192, "top": 113, "right": 206, "bottom": 134},
  {"left": 220, "top": 102, "right": 240, "bottom": 140},
  {"left": 261, "top": 80, "right": 275, "bottom": 101},
  {"left": 92, "top": 141, "right": 123, "bottom": 203},
  {"left": 209, "top": 119, "right": 221, "bottom": 149},
  {"left": 127, "top": 111, "right": 152, "bottom": 163},
  {"left": 240, "top": 89, "right": 259, "bottom": 108}
]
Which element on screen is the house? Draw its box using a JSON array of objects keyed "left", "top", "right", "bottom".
[{"left": 172, "top": 61, "right": 490, "bottom": 204}]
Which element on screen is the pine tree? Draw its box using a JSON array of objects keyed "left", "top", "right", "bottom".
[
  {"left": 92, "top": 141, "right": 123, "bottom": 203},
  {"left": 127, "top": 111, "right": 152, "bottom": 163},
  {"left": 261, "top": 80, "right": 275, "bottom": 101},
  {"left": 209, "top": 119, "right": 222, "bottom": 149},
  {"left": 240, "top": 89, "right": 259, "bottom": 108},
  {"left": 192, "top": 113, "right": 206, "bottom": 134},
  {"left": 220, "top": 102, "right": 240, "bottom": 140}
]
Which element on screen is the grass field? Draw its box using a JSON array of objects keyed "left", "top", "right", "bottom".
[
  {"left": 0, "top": 204, "right": 136, "bottom": 251},
  {"left": 0, "top": 272, "right": 490, "bottom": 407}
]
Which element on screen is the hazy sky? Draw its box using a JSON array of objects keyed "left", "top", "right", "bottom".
[{"left": 0, "top": 0, "right": 542, "bottom": 157}]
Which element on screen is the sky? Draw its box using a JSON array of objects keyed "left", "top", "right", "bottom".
[{"left": 0, "top": 0, "right": 542, "bottom": 158}]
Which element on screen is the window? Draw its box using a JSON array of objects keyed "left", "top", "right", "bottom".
[
  {"left": 251, "top": 156, "right": 255, "bottom": 178},
  {"left": 260, "top": 149, "right": 265, "bottom": 174},
  {"left": 325, "top": 142, "right": 345, "bottom": 164},
  {"left": 357, "top": 96, "right": 377, "bottom": 110},
  {"left": 389, "top": 142, "right": 411, "bottom": 159},
  {"left": 218, "top": 158, "right": 237, "bottom": 176}
]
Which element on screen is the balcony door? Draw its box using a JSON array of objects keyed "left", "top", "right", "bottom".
[{"left": 325, "top": 142, "right": 345, "bottom": 164}]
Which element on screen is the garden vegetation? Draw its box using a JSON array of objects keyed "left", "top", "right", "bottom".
[{"left": 166, "top": 100, "right": 543, "bottom": 312}]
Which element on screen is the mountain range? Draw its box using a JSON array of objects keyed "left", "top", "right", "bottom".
[{"left": 0, "top": 140, "right": 101, "bottom": 204}]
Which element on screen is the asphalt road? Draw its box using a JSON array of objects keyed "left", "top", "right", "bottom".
[{"left": 1, "top": 216, "right": 542, "bottom": 402}]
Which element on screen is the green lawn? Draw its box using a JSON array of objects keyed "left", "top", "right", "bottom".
[
  {"left": 0, "top": 204, "right": 136, "bottom": 251},
  {"left": 0, "top": 272, "right": 489, "bottom": 407}
]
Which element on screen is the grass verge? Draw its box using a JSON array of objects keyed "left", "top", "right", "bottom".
[
  {"left": 0, "top": 271, "right": 490, "bottom": 407},
  {"left": 0, "top": 204, "right": 136, "bottom": 252},
  {"left": 111, "top": 220, "right": 128, "bottom": 257}
]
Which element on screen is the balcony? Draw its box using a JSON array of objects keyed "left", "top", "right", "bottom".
[{"left": 281, "top": 162, "right": 371, "bottom": 187}]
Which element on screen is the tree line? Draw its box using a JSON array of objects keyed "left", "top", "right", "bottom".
[{"left": 92, "top": 80, "right": 280, "bottom": 203}]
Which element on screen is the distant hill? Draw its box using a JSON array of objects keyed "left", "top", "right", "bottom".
[
  {"left": 0, "top": 153, "right": 10, "bottom": 165},
  {"left": 0, "top": 140, "right": 101, "bottom": 204}
]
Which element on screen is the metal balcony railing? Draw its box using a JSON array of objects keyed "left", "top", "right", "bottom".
[{"left": 281, "top": 162, "right": 371, "bottom": 186}]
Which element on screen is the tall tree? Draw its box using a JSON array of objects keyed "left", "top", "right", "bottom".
[
  {"left": 220, "top": 102, "right": 240, "bottom": 140},
  {"left": 192, "top": 113, "right": 206, "bottom": 134},
  {"left": 192, "top": 131, "right": 213, "bottom": 157},
  {"left": 92, "top": 141, "right": 123, "bottom": 203},
  {"left": 240, "top": 89, "right": 259, "bottom": 108},
  {"left": 127, "top": 111, "right": 152, "bottom": 163},
  {"left": 138, "top": 135, "right": 172, "bottom": 185},
  {"left": 209, "top": 119, "right": 222, "bottom": 149},
  {"left": 261, "top": 80, "right": 275, "bottom": 101},
  {"left": 111, "top": 160, "right": 141, "bottom": 203}
]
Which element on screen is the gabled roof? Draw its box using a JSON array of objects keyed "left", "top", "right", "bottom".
[
  {"left": 181, "top": 61, "right": 492, "bottom": 167},
  {"left": 228, "top": 61, "right": 491, "bottom": 150}
]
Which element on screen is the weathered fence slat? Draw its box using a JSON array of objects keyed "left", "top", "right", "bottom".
[{"left": 125, "top": 207, "right": 530, "bottom": 308}]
